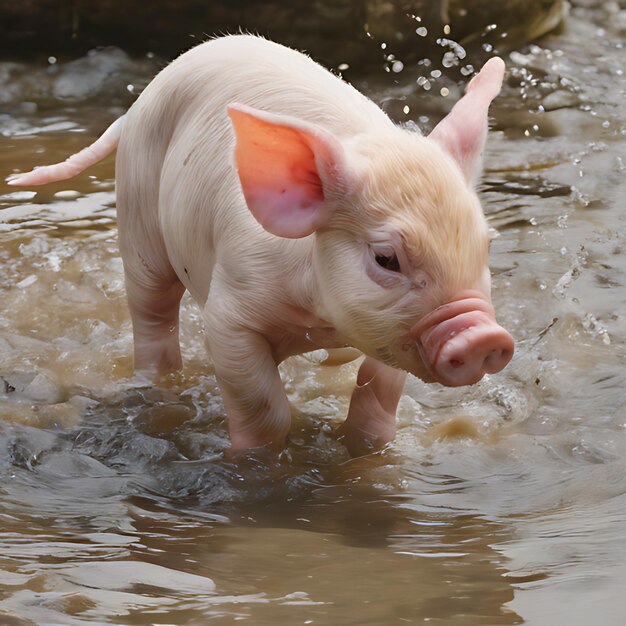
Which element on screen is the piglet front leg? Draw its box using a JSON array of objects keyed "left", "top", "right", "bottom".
[
  {"left": 204, "top": 304, "right": 292, "bottom": 453},
  {"left": 337, "top": 357, "right": 407, "bottom": 457}
]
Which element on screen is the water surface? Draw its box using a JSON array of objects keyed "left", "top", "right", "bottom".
[{"left": 1, "top": 2, "right": 625, "bottom": 624}]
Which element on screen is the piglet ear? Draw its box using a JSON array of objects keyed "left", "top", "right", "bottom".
[
  {"left": 228, "top": 103, "right": 349, "bottom": 238},
  {"left": 429, "top": 57, "right": 505, "bottom": 184}
]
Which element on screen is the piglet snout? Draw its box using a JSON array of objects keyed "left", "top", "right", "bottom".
[
  {"left": 410, "top": 291, "right": 514, "bottom": 386},
  {"left": 431, "top": 316, "right": 514, "bottom": 386}
]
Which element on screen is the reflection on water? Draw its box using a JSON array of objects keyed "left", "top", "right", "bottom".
[{"left": 1, "top": 1, "right": 625, "bottom": 624}]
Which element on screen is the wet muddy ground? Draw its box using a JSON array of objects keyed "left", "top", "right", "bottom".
[{"left": 0, "top": 1, "right": 625, "bottom": 624}]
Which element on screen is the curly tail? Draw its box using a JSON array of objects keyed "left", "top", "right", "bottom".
[{"left": 7, "top": 116, "right": 125, "bottom": 186}]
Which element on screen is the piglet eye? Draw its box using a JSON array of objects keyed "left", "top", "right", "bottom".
[{"left": 375, "top": 253, "right": 401, "bottom": 273}]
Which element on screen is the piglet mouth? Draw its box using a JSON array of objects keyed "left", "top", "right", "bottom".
[{"left": 408, "top": 290, "right": 514, "bottom": 387}]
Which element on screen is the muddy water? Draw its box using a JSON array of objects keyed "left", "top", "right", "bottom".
[{"left": 1, "top": 2, "right": 625, "bottom": 625}]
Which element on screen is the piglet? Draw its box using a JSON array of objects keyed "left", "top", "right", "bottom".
[{"left": 8, "top": 36, "right": 513, "bottom": 454}]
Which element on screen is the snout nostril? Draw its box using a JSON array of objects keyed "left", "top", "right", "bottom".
[
  {"left": 449, "top": 359, "right": 464, "bottom": 368},
  {"left": 497, "top": 348, "right": 512, "bottom": 361},
  {"left": 483, "top": 347, "right": 513, "bottom": 372}
]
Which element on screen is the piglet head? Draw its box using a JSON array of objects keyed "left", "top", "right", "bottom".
[
  {"left": 228, "top": 57, "right": 513, "bottom": 387},
  {"left": 402, "top": 56, "right": 514, "bottom": 385}
]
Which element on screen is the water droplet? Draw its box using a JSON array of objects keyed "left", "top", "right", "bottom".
[
  {"left": 338, "top": 63, "right": 349, "bottom": 71},
  {"left": 48, "top": 56, "right": 57, "bottom": 64},
  {"left": 54, "top": 190, "right": 81, "bottom": 199},
  {"left": 440, "top": 87, "right": 449, "bottom": 97},
  {"left": 403, "top": 105, "right": 410, "bottom": 114},
  {"left": 416, "top": 27, "right": 428, "bottom": 37},
  {"left": 442, "top": 52, "right": 456, "bottom": 68},
  {"left": 443, "top": 24, "right": 451, "bottom": 35},
  {"left": 17, "top": 275, "right": 38, "bottom": 289},
  {"left": 392, "top": 60, "right": 404, "bottom": 73}
]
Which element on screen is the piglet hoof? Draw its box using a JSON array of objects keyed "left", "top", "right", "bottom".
[
  {"left": 224, "top": 442, "right": 287, "bottom": 464},
  {"left": 227, "top": 430, "right": 289, "bottom": 460},
  {"left": 335, "top": 416, "right": 396, "bottom": 458}
]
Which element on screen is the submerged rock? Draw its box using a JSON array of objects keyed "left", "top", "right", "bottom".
[
  {"left": 1, "top": 370, "right": 64, "bottom": 404},
  {"left": 23, "top": 372, "right": 63, "bottom": 403},
  {"left": 542, "top": 89, "right": 581, "bottom": 111},
  {"left": 0, "top": 612, "right": 37, "bottom": 626}
]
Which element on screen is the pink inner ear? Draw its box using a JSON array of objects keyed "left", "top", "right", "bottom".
[
  {"left": 228, "top": 104, "right": 336, "bottom": 239},
  {"left": 429, "top": 57, "right": 505, "bottom": 183}
]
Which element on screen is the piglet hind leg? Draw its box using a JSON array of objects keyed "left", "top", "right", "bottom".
[
  {"left": 337, "top": 357, "right": 407, "bottom": 457},
  {"left": 124, "top": 266, "right": 186, "bottom": 378}
]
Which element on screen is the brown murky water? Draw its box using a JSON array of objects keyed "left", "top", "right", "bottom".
[{"left": 1, "top": 2, "right": 625, "bottom": 625}]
